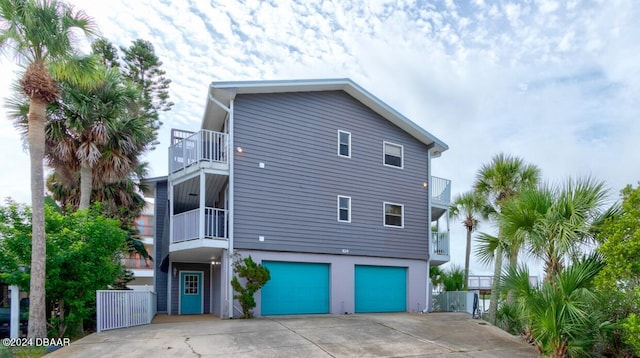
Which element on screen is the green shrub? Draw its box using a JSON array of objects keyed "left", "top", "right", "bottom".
[
  {"left": 623, "top": 313, "right": 640, "bottom": 355},
  {"left": 230, "top": 254, "right": 270, "bottom": 318}
]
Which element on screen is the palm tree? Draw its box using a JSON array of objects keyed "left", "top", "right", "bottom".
[
  {"left": 48, "top": 67, "right": 144, "bottom": 209},
  {"left": 502, "top": 254, "right": 605, "bottom": 357},
  {"left": 473, "top": 153, "right": 541, "bottom": 322},
  {"left": 9, "top": 67, "right": 154, "bottom": 261},
  {"left": 449, "top": 191, "right": 489, "bottom": 289},
  {"left": 0, "top": 0, "right": 96, "bottom": 338},
  {"left": 500, "top": 177, "right": 608, "bottom": 281}
]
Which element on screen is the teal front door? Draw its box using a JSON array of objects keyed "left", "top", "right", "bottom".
[{"left": 180, "top": 272, "right": 203, "bottom": 314}]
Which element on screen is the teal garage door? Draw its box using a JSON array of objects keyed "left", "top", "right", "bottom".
[
  {"left": 355, "top": 265, "right": 407, "bottom": 313},
  {"left": 261, "top": 261, "right": 330, "bottom": 315}
]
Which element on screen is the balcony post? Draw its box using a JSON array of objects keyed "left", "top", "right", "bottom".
[
  {"left": 426, "top": 145, "right": 433, "bottom": 311},
  {"left": 182, "top": 137, "right": 186, "bottom": 171},
  {"left": 199, "top": 172, "right": 205, "bottom": 239},
  {"left": 169, "top": 182, "right": 174, "bottom": 244}
]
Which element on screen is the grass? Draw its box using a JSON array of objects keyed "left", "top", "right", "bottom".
[{"left": 0, "top": 345, "right": 46, "bottom": 358}]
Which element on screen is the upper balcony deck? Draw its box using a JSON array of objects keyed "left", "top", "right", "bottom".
[
  {"left": 431, "top": 176, "right": 451, "bottom": 221},
  {"left": 169, "top": 129, "right": 229, "bottom": 181}
]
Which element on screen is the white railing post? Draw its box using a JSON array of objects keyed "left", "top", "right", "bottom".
[{"left": 96, "top": 291, "right": 102, "bottom": 333}]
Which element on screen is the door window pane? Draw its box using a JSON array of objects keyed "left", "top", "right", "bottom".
[{"left": 184, "top": 274, "right": 199, "bottom": 295}]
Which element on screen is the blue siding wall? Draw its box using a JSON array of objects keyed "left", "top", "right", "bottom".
[
  {"left": 233, "top": 91, "right": 429, "bottom": 260},
  {"left": 171, "top": 263, "right": 211, "bottom": 314},
  {"left": 154, "top": 180, "right": 168, "bottom": 312}
]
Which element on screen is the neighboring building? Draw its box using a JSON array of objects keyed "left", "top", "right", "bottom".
[
  {"left": 122, "top": 200, "right": 155, "bottom": 291},
  {"left": 147, "top": 79, "right": 451, "bottom": 317}
]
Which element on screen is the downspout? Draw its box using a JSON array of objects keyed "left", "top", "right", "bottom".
[
  {"left": 168, "top": 182, "right": 174, "bottom": 314},
  {"left": 425, "top": 143, "right": 434, "bottom": 312},
  {"left": 167, "top": 262, "right": 172, "bottom": 315},
  {"left": 227, "top": 99, "right": 235, "bottom": 319}
]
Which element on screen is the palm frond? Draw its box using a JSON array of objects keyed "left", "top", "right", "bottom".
[{"left": 474, "top": 232, "right": 506, "bottom": 266}]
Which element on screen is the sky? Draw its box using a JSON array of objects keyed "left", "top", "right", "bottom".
[{"left": 1, "top": 0, "right": 639, "bottom": 276}]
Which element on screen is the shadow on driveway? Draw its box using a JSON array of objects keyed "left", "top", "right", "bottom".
[{"left": 48, "top": 312, "right": 537, "bottom": 357}]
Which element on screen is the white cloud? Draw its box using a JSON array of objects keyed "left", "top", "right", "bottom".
[{"left": 0, "top": 0, "right": 639, "bottom": 276}]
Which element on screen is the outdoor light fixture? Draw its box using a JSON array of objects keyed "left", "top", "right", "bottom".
[
  {"left": 422, "top": 182, "right": 428, "bottom": 188},
  {"left": 173, "top": 267, "right": 177, "bottom": 278},
  {"left": 236, "top": 146, "right": 243, "bottom": 153}
]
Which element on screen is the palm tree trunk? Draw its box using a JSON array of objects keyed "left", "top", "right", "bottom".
[
  {"left": 506, "top": 249, "right": 518, "bottom": 304},
  {"left": 27, "top": 99, "right": 48, "bottom": 339},
  {"left": 79, "top": 164, "right": 92, "bottom": 209},
  {"left": 464, "top": 228, "right": 472, "bottom": 290},
  {"left": 488, "top": 246, "right": 503, "bottom": 324}
]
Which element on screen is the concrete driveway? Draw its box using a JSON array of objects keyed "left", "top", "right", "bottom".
[{"left": 48, "top": 313, "right": 537, "bottom": 357}]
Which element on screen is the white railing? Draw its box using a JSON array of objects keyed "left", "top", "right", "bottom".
[
  {"left": 431, "top": 176, "right": 451, "bottom": 204},
  {"left": 169, "top": 129, "right": 228, "bottom": 173},
  {"left": 172, "top": 207, "right": 228, "bottom": 243},
  {"left": 467, "top": 275, "right": 539, "bottom": 290},
  {"left": 467, "top": 275, "right": 494, "bottom": 290},
  {"left": 432, "top": 291, "right": 478, "bottom": 314},
  {"left": 431, "top": 231, "right": 449, "bottom": 256},
  {"left": 96, "top": 290, "right": 156, "bottom": 332}
]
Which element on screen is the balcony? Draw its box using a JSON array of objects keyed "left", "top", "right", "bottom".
[
  {"left": 430, "top": 230, "right": 449, "bottom": 265},
  {"left": 173, "top": 207, "right": 228, "bottom": 242},
  {"left": 169, "top": 129, "right": 228, "bottom": 179},
  {"left": 170, "top": 207, "right": 228, "bottom": 262},
  {"left": 431, "top": 176, "right": 451, "bottom": 206},
  {"left": 431, "top": 176, "right": 451, "bottom": 221},
  {"left": 467, "top": 275, "right": 538, "bottom": 292},
  {"left": 122, "top": 257, "right": 153, "bottom": 278}
]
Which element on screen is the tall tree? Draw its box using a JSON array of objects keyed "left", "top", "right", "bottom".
[
  {"left": 49, "top": 67, "right": 144, "bottom": 209},
  {"left": 500, "top": 177, "right": 607, "bottom": 281},
  {"left": 449, "top": 191, "right": 489, "bottom": 290},
  {"left": 0, "top": 0, "right": 97, "bottom": 338},
  {"left": 120, "top": 39, "right": 173, "bottom": 148},
  {"left": 90, "top": 38, "right": 119, "bottom": 68},
  {"left": 595, "top": 184, "right": 640, "bottom": 355},
  {"left": 8, "top": 67, "right": 152, "bottom": 214},
  {"left": 473, "top": 153, "right": 540, "bottom": 322},
  {"left": 46, "top": 162, "right": 149, "bottom": 227}
]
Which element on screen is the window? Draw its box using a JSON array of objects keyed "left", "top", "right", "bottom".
[
  {"left": 337, "top": 196, "right": 351, "bottom": 222},
  {"left": 183, "top": 274, "right": 199, "bottom": 295},
  {"left": 383, "top": 141, "right": 403, "bottom": 168},
  {"left": 338, "top": 130, "right": 351, "bottom": 158},
  {"left": 384, "top": 202, "right": 403, "bottom": 227}
]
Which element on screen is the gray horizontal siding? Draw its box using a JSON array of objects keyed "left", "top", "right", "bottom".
[{"left": 233, "top": 91, "right": 429, "bottom": 260}]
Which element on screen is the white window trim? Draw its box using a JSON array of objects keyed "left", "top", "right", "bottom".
[
  {"left": 337, "top": 195, "right": 351, "bottom": 223},
  {"left": 383, "top": 202, "right": 404, "bottom": 228},
  {"left": 383, "top": 141, "right": 404, "bottom": 169},
  {"left": 338, "top": 130, "right": 351, "bottom": 158}
]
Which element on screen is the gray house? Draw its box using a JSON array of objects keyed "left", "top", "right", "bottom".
[{"left": 148, "top": 79, "right": 451, "bottom": 317}]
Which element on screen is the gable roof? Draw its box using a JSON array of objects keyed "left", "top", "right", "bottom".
[{"left": 203, "top": 78, "right": 448, "bottom": 156}]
